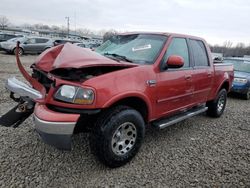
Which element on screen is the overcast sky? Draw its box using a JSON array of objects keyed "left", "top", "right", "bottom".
[{"left": 1, "top": 0, "right": 250, "bottom": 45}]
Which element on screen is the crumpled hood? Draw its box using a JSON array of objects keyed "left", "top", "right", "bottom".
[{"left": 34, "top": 43, "right": 137, "bottom": 72}]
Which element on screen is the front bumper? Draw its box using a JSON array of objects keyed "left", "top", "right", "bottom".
[
  {"left": 5, "top": 77, "right": 42, "bottom": 100},
  {"left": 5, "top": 77, "right": 80, "bottom": 150},
  {"left": 231, "top": 83, "right": 249, "bottom": 94},
  {"left": 34, "top": 104, "right": 80, "bottom": 150},
  {"left": 34, "top": 115, "right": 76, "bottom": 150}
]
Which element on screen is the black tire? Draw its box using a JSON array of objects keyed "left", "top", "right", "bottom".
[
  {"left": 243, "top": 90, "right": 250, "bottom": 100},
  {"left": 89, "top": 105, "right": 145, "bottom": 168},
  {"left": 206, "top": 88, "right": 227, "bottom": 117},
  {"left": 13, "top": 47, "right": 24, "bottom": 56}
]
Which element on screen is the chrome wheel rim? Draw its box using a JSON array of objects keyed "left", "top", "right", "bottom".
[
  {"left": 217, "top": 95, "right": 225, "bottom": 112},
  {"left": 111, "top": 122, "right": 137, "bottom": 156}
]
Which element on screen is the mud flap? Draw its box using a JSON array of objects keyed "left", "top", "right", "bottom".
[{"left": 0, "top": 98, "right": 35, "bottom": 128}]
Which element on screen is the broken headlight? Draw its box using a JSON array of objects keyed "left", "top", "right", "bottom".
[{"left": 54, "top": 85, "right": 94, "bottom": 104}]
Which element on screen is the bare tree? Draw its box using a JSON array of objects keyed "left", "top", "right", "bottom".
[
  {"left": 0, "top": 15, "right": 10, "bottom": 30},
  {"left": 33, "top": 23, "right": 50, "bottom": 30},
  {"left": 51, "top": 25, "right": 60, "bottom": 31},
  {"left": 96, "top": 29, "right": 108, "bottom": 36},
  {"left": 21, "top": 23, "right": 33, "bottom": 30},
  {"left": 211, "top": 42, "right": 250, "bottom": 57},
  {"left": 103, "top": 30, "right": 118, "bottom": 42},
  {"left": 77, "top": 28, "right": 93, "bottom": 36},
  {"left": 223, "top": 40, "right": 233, "bottom": 48}
]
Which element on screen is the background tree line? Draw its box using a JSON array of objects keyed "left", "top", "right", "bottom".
[
  {"left": 210, "top": 41, "right": 250, "bottom": 57},
  {"left": 0, "top": 15, "right": 113, "bottom": 36}
]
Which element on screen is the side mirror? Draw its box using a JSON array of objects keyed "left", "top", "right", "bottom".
[
  {"left": 166, "top": 55, "right": 184, "bottom": 68},
  {"left": 213, "top": 57, "right": 223, "bottom": 64}
]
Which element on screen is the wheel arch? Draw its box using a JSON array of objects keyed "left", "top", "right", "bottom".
[
  {"left": 217, "top": 80, "right": 230, "bottom": 94},
  {"left": 103, "top": 94, "right": 152, "bottom": 123}
]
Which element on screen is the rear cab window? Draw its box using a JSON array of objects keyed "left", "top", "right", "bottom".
[{"left": 189, "top": 39, "right": 209, "bottom": 67}]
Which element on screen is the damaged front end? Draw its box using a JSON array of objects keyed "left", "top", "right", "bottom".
[
  {"left": 0, "top": 42, "right": 44, "bottom": 128},
  {"left": 0, "top": 42, "right": 135, "bottom": 150}
]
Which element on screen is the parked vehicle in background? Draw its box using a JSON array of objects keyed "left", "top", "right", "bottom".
[
  {"left": 0, "top": 33, "right": 23, "bottom": 50},
  {"left": 53, "top": 39, "right": 81, "bottom": 46},
  {"left": 73, "top": 42, "right": 100, "bottom": 49},
  {"left": 0, "top": 36, "right": 54, "bottom": 55},
  {"left": 0, "top": 33, "right": 23, "bottom": 42},
  {"left": 0, "top": 32, "right": 234, "bottom": 167},
  {"left": 74, "top": 42, "right": 86, "bottom": 48},
  {"left": 224, "top": 58, "right": 250, "bottom": 99},
  {"left": 85, "top": 43, "right": 101, "bottom": 49}
]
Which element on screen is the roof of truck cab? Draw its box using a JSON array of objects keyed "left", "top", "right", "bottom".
[{"left": 118, "top": 32, "right": 205, "bottom": 41}]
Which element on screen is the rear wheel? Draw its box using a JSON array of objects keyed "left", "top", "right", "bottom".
[
  {"left": 89, "top": 106, "right": 145, "bottom": 168},
  {"left": 13, "top": 47, "right": 24, "bottom": 56},
  {"left": 207, "top": 89, "right": 227, "bottom": 117}
]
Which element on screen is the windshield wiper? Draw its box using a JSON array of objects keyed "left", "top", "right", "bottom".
[{"left": 104, "top": 52, "right": 133, "bottom": 63}]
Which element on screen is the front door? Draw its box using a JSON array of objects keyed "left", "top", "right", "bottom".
[{"left": 156, "top": 37, "right": 194, "bottom": 118}]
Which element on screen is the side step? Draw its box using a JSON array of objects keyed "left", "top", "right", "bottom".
[{"left": 153, "top": 106, "right": 208, "bottom": 129}]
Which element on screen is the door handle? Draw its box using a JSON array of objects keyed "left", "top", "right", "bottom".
[
  {"left": 185, "top": 75, "right": 192, "bottom": 80},
  {"left": 207, "top": 72, "right": 212, "bottom": 77}
]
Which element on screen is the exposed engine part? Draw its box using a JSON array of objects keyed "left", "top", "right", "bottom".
[
  {"left": 32, "top": 69, "right": 53, "bottom": 92},
  {"left": 49, "top": 66, "right": 130, "bottom": 81}
]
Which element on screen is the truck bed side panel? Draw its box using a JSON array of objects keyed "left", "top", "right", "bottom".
[{"left": 207, "top": 63, "right": 234, "bottom": 101}]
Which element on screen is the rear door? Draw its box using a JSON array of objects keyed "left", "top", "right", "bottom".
[
  {"left": 156, "top": 37, "right": 194, "bottom": 117},
  {"left": 189, "top": 39, "right": 213, "bottom": 104},
  {"left": 23, "top": 38, "right": 37, "bottom": 52}
]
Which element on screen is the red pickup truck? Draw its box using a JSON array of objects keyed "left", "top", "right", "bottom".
[{"left": 0, "top": 32, "right": 233, "bottom": 167}]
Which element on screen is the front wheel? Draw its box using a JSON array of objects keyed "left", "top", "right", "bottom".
[
  {"left": 206, "top": 88, "right": 227, "bottom": 117},
  {"left": 89, "top": 106, "right": 145, "bottom": 168}
]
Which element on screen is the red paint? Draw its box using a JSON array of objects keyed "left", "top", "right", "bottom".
[
  {"left": 35, "top": 43, "right": 137, "bottom": 72},
  {"left": 18, "top": 33, "right": 233, "bottom": 123},
  {"left": 15, "top": 42, "right": 46, "bottom": 98},
  {"left": 167, "top": 55, "right": 184, "bottom": 68},
  {"left": 34, "top": 104, "right": 80, "bottom": 122}
]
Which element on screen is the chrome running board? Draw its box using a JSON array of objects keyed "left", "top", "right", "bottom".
[{"left": 153, "top": 106, "right": 208, "bottom": 129}]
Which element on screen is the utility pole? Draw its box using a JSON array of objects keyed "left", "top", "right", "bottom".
[
  {"left": 74, "top": 11, "right": 76, "bottom": 35},
  {"left": 65, "top": 16, "right": 70, "bottom": 38}
]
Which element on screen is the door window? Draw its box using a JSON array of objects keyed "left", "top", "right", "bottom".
[
  {"left": 163, "top": 38, "right": 190, "bottom": 68},
  {"left": 36, "top": 38, "right": 49, "bottom": 43},
  {"left": 26, "top": 38, "right": 36, "bottom": 44}
]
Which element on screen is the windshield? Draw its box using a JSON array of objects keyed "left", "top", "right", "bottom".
[
  {"left": 95, "top": 34, "right": 167, "bottom": 64},
  {"left": 224, "top": 59, "right": 250, "bottom": 73}
]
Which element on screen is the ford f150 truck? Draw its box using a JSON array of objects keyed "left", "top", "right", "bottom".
[{"left": 0, "top": 32, "right": 234, "bottom": 167}]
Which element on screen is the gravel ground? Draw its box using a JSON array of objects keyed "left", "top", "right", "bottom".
[{"left": 0, "top": 51, "right": 249, "bottom": 187}]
